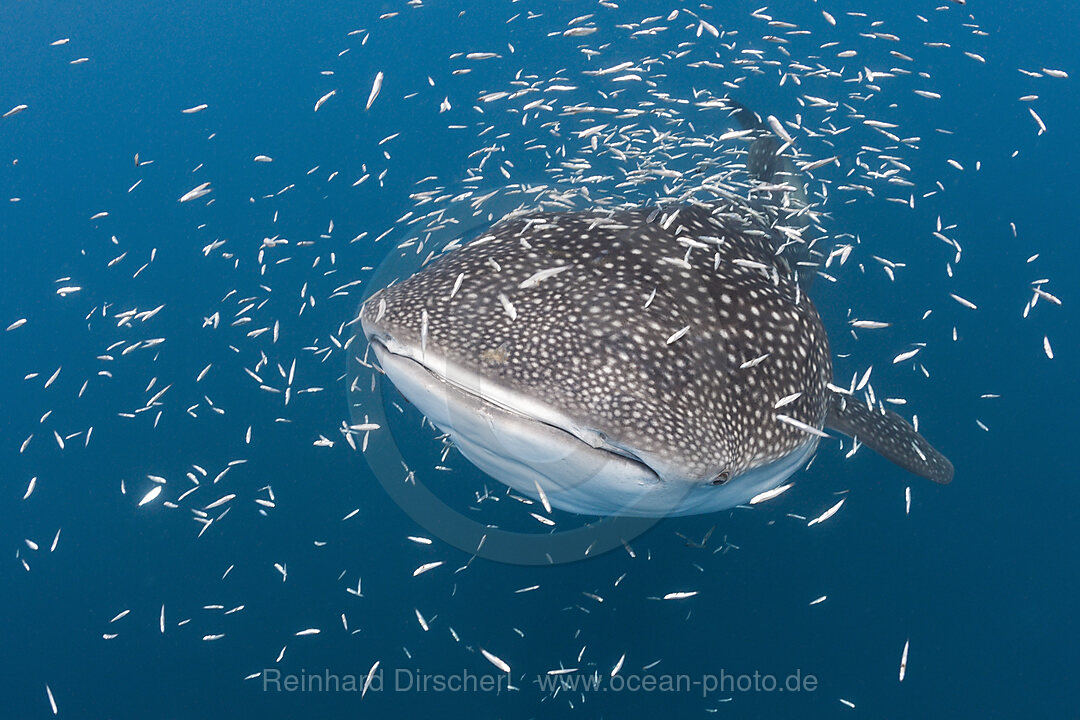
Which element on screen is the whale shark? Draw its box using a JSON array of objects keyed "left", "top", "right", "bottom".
[{"left": 359, "top": 103, "right": 953, "bottom": 517}]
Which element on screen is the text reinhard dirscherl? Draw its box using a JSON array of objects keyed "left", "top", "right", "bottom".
[{"left": 260, "top": 667, "right": 819, "bottom": 697}]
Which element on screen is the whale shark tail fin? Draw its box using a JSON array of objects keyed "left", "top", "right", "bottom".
[{"left": 825, "top": 392, "right": 954, "bottom": 484}]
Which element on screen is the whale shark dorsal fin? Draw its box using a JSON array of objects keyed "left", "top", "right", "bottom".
[
  {"left": 723, "top": 98, "right": 818, "bottom": 286},
  {"left": 726, "top": 99, "right": 785, "bottom": 183},
  {"left": 825, "top": 393, "right": 954, "bottom": 484}
]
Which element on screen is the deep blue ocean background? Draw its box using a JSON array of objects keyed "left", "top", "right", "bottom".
[{"left": 2, "top": 1, "right": 1077, "bottom": 717}]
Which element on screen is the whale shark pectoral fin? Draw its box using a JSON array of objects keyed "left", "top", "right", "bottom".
[{"left": 825, "top": 393, "right": 954, "bottom": 484}]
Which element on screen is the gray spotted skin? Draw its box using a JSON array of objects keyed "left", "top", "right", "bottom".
[{"left": 362, "top": 201, "right": 833, "bottom": 485}]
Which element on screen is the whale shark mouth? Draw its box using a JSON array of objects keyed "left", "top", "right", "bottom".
[
  {"left": 365, "top": 331, "right": 685, "bottom": 516},
  {"left": 367, "top": 333, "right": 631, "bottom": 458},
  {"left": 371, "top": 325, "right": 660, "bottom": 455}
]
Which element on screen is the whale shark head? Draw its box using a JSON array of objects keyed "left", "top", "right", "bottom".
[{"left": 361, "top": 202, "right": 837, "bottom": 516}]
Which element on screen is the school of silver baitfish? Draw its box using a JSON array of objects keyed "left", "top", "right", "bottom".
[{"left": 4, "top": 1, "right": 1068, "bottom": 714}]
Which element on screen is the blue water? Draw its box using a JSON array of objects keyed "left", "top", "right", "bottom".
[{"left": 3, "top": 1, "right": 1077, "bottom": 717}]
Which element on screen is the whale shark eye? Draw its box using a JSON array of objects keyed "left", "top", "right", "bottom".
[{"left": 710, "top": 470, "right": 731, "bottom": 486}]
